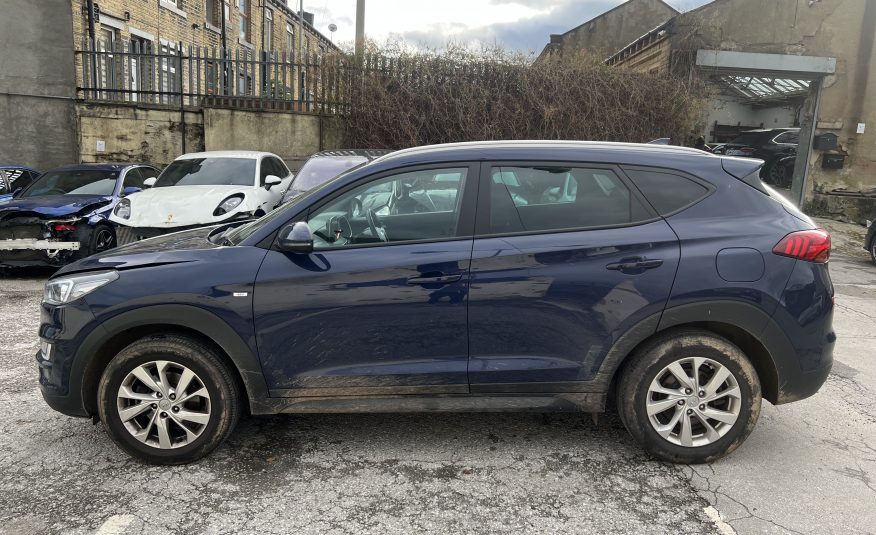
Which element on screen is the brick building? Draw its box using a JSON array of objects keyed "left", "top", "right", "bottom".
[
  {"left": 72, "top": 0, "right": 334, "bottom": 57},
  {"left": 71, "top": 0, "right": 336, "bottom": 99}
]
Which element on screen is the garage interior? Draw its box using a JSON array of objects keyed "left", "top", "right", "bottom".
[{"left": 696, "top": 50, "right": 836, "bottom": 206}]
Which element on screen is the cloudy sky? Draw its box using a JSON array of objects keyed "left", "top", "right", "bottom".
[{"left": 294, "top": 0, "right": 714, "bottom": 54}]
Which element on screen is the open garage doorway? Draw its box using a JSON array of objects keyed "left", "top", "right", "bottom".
[{"left": 696, "top": 50, "right": 836, "bottom": 207}]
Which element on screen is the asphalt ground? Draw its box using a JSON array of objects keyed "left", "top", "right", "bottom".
[{"left": 0, "top": 218, "right": 873, "bottom": 534}]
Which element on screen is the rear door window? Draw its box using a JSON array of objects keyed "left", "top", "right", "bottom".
[
  {"left": 487, "top": 166, "right": 650, "bottom": 234},
  {"left": 623, "top": 168, "right": 710, "bottom": 215}
]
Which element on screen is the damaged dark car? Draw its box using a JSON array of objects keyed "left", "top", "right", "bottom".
[{"left": 0, "top": 163, "right": 160, "bottom": 268}]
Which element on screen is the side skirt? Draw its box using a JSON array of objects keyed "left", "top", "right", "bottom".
[{"left": 260, "top": 392, "right": 606, "bottom": 414}]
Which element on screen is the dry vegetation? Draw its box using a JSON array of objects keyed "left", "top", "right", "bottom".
[{"left": 340, "top": 46, "right": 705, "bottom": 149}]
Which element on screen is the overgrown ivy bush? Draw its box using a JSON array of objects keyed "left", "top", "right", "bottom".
[{"left": 340, "top": 44, "right": 705, "bottom": 149}]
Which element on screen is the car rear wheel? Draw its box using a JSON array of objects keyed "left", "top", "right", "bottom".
[
  {"left": 616, "top": 329, "right": 761, "bottom": 463},
  {"left": 97, "top": 334, "right": 241, "bottom": 465},
  {"left": 870, "top": 236, "right": 876, "bottom": 264}
]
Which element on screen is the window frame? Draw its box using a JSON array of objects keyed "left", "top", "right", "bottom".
[
  {"left": 263, "top": 7, "right": 274, "bottom": 50},
  {"left": 270, "top": 162, "right": 480, "bottom": 252},
  {"left": 620, "top": 164, "right": 716, "bottom": 218},
  {"left": 238, "top": 0, "right": 251, "bottom": 42},
  {"left": 474, "top": 161, "right": 660, "bottom": 238}
]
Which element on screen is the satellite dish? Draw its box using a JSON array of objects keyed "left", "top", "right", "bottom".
[{"left": 328, "top": 23, "right": 337, "bottom": 32}]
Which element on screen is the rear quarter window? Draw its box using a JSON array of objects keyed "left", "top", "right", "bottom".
[{"left": 624, "top": 168, "right": 710, "bottom": 215}]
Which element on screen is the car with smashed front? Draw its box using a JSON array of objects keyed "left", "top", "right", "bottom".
[
  {"left": 38, "top": 141, "right": 834, "bottom": 465},
  {"left": 109, "top": 151, "right": 293, "bottom": 245},
  {"left": 0, "top": 165, "right": 41, "bottom": 202},
  {"left": 0, "top": 163, "right": 159, "bottom": 267}
]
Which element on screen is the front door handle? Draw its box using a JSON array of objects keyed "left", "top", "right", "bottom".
[
  {"left": 407, "top": 274, "right": 463, "bottom": 285},
  {"left": 606, "top": 258, "right": 664, "bottom": 272}
]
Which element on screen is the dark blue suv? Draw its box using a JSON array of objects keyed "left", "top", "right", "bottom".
[{"left": 37, "top": 141, "right": 835, "bottom": 465}]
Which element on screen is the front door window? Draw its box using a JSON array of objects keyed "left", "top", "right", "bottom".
[{"left": 307, "top": 167, "right": 468, "bottom": 248}]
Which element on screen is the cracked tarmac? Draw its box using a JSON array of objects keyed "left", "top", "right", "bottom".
[{"left": 0, "top": 218, "right": 874, "bottom": 534}]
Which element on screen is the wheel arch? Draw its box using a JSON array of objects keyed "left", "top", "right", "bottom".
[
  {"left": 601, "top": 302, "right": 783, "bottom": 404},
  {"left": 75, "top": 304, "right": 272, "bottom": 416}
]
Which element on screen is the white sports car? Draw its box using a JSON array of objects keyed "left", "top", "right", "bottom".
[{"left": 110, "top": 151, "right": 293, "bottom": 243}]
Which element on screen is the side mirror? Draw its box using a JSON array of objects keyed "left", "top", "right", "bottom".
[
  {"left": 277, "top": 221, "right": 314, "bottom": 254},
  {"left": 143, "top": 177, "right": 157, "bottom": 188},
  {"left": 122, "top": 186, "right": 142, "bottom": 196},
  {"left": 265, "top": 175, "right": 282, "bottom": 189}
]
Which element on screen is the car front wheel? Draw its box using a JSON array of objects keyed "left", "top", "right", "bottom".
[
  {"left": 97, "top": 334, "right": 241, "bottom": 465},
  {"left": 616, "top": 330, "right": 761, "bottom": 463}
]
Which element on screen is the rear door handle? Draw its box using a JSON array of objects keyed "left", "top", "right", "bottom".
[
  {"left": 407, "top": 274, "right": 463, "bottom": 285},
  {"left": 606, "top": 258, "right": 664, "bottom": 272}
]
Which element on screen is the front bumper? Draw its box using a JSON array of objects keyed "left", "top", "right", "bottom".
[
  {"left": 0, "top": 239, "right": 80, "bottom": 251},
  {"left": 37, "top": 300, "right": 97, "bottom": 418},
  {"left": 115, "top": 224, "right": 212, "bottom": 246},
  {"left": 0, "top": 240, "right": 81, "bottom": 267}
]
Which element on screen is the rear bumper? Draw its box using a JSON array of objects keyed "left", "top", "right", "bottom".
[{"left": 774, "top": 356, "right": 833, "bottom": 404}]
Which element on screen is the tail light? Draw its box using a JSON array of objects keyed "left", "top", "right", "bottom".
[
  {"left": 52, "top": 223, "right": 77, "bottom": 232},
  {"left": 773, "top": 229, "right": 831, "bottom": 263}
]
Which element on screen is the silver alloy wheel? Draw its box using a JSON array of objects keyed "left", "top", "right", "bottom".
[
  {"left": 116, "top": 360, "right": 211, "bottom": 449},
  {"left": 645, "top": 357, "right": 742, "bottom": 447}
]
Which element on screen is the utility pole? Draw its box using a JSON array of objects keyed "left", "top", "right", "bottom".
[{"left": 355, "top": 0, "right": 365, "bottom": 58}]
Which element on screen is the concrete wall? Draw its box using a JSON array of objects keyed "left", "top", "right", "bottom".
[
  {"left": 703, "top": 94, "right": 799, "bottom": 136},
  {"left": 545, "top": 0, "right": 678, "bottom": 59},
  {"left": 204, "top": 108, "right": 345, "bottom": 168},
  {"left": 675, "top": 0, "right": 876, "bottom": 196},
  {"left": 0, "top": 0, "right": 78, "bottom": 170},
  {"left": 77, "top": 103, "right": 204, "bottom": 166},
  {"left": 76, "top": 103, "right": 344, "bottom": 169}
]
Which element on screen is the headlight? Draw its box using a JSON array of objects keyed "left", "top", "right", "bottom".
[
  {"left": 114, "top": 198, "right": 131, "bottom": 219},
  {"left": 43, "top": 270, "right": 119, "bottom": 305},
  {"left": 213, "top": 195, "right": 244, "bottom": 216}
]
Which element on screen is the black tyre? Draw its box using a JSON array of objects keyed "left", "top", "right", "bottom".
[
  {"left": 870, "top": 236, "right": 876, "bottom": 264},
  {"left": 88, "top": 223, "right": 116, "bottom": 256},
  {"left": 616, "top": 329, "right": 761, "bottom": 464},
  {"left": 97, "top": 334, "right": 241, "bottom": 465}
]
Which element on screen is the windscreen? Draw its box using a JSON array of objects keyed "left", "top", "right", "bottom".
[
  {"left": 292, "top": 156, "right": 368, "bottom": 191},
  {"left": 21, "top": 170, "right": 118, "bottom": 197},
  {"left": 154, "top": 158, "right": 256, "bottom": 187}
]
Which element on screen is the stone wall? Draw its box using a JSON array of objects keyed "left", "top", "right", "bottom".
[
  {"left": 676, "top": 0, "right": 876, "bottom": 196},
  {"left": 76, "top": 102, "right": 345, "bottom": 169},
  {"left": 77, "top": 103, "right": 204, "bottom": 166},
  {"left": 543, "top": 0, "right": 677, "bottom": 59}
]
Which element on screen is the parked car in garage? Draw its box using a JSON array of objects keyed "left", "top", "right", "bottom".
[
  {"left": 38, "top": 141, "right": 834, "bottom": 465},
  {"left": 720, "top": 128, "right": 800, "bottom": 185},
  {"left": 280, "top": 149, "right": 392, "bottom": 203},
  {"left": 0, "top": 163, "right": 159, "bottom": 267},
  {"left": 109, "top": 151, "right": 293, "bottom": 244},
  {"left": 0, "top": 165, "right": 41, "bottom": 202}
]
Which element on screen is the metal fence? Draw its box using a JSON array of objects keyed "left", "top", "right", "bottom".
[{"left": 76, "top": 38, "right": 350, "bottom": 113}]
